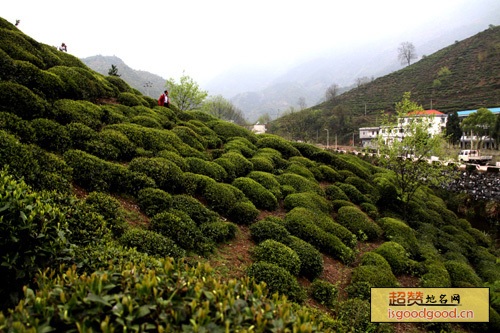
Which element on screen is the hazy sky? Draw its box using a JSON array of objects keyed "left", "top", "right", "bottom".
[{"left": 2, "top": 0, "right": 498, "bottom": 86}]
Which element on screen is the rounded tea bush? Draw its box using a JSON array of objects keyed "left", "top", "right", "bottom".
[
  {"left": 227, "top": 201, "right": 259, "bottom": 225},
  {"left": 137, "top": 187, "right": 172, "bottom": 217},
  {"left": 335, "top": 183, "right": 370, "bottom": 204},
  {"left": 232, "top": 177, "right": 278, "bottom": 211},
  {"left": 129, "top": 157, "right": 184, "bottom": 193},
  {"left": 199, "top": 221, "right": 237, "bottom": 243},
  {"left": 203, "top": 182, "right": 238, "bottom": 214},
  {"left": 336, "top": 206, "right": 382, "bottom": 241},
  {"left": 247, "top": 171, "right": 282, "bottom": 201},
  {"left": 377, "top": 217, "right": 418, "bottom": 255},
  {"left": 246, "top": 261, "right": 306, "bottom": 303},
  {"left": 171, "top": 194, "right": 219, "bottom": 225},
  {"left": 284, "top": 192, "right": 331, "bottom": 214},
  {"left": 252, "top": 239, "right": 301, "bottom": 275},
  {"left": 277, "top": 173, "right": 324, "bottom": 196},
  {"left": 249, "top": 220, "right": 291, "bottom": 244},
  {"left": 186, "top": 157, "right": 227, "bottom": 183},
  {"left": 444, "top": 260, "right": 482, "bottom": 287},
  {"left": 285, "top": 236, "right": 324, "bottom": 280},
  {"left": 255, "top": 136, "right": 301, "bottom": 159},
  {"left": 119, "top": 227, "right": 185, "bottom": 259},
  {"left": 373, "top": 241, "right": 409, "bottom": 275},
  {"left": 324, "top": 184, "right": 349, "bottom": 201},
  {"left": 310, "top": 279, "right": 338, "bottom": 306}
]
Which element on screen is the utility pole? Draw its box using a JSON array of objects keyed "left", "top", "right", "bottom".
[
  {"left": 324, "top": 128, "right": 329, "bottom": 149},
  {"left": 335, "top": 134, "right": 337, "bottom": 150},
  {"left": 365, "top": 104, "right": 367, "bottom": 116},
  {"left": 430, "top": 99, "right": 433, "bottom": 109},
  {"left": 144, "top": 81, "right": 152, "bottom": 97}
]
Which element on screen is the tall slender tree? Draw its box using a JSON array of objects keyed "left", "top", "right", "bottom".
[{"left": 398, "top": 42, "right": 418, "bottom": 66}]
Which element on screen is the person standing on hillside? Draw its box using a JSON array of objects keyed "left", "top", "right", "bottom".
[{"left": 158, "top": 90, "right": 170, "bottom": 108}]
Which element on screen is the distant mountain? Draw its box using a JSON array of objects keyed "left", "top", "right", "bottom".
[
  {"left": 81, "top": 55, "right": 166, "bottom": 99},
  {"left": 268, "top": 25, "right": 500, "bottom": 144}
]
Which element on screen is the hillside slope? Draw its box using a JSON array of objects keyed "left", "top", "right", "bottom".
[
  {"left": 268, "top": 26, "right": 500, "bottom": 143},
  {"left": 1, "top": 16, "right": 500, "bottom": 332}
]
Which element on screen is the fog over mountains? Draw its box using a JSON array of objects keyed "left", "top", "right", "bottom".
[{"left": 205, "top": 6, "right": 500, "bottom": 122}]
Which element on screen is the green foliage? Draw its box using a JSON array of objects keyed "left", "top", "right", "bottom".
[
  {"left": 137, "top": 187, "right": 172, "bottom": 217},
  {"left": 182, "top": 172, "right": 216, "bottom": 196},
  {"left": 186, "top": 157, "right": 227, "bottom": 182},
  {"left": 336, "top": 299, "right": 377, "bottom": 332},
  {"left": 247, "top": 261, "right": 306, "bottom": 303},
  {"left": 444, "top": 260, "right": 482, "bottom": 287},
  {"left": 202, "top": 95, "right": 247, "bottom": 125},
  {"left": 0, "top": 81, "right": 47, "bottom": 119},
  {"left": 150, "top": 210, "right": 211, "bottom": 253},
  {"left": 421, "top": 260, "right": 451, "bottom": 287},
  {"left": 209, "top": 120, "right": 257, "bottom": 143},
  {"left": 310, "top": 279, "right": 338, "bottom": 306},
  {"left": 252, "top": 239, "right": 301, "bottom": 276},
  {"left": 284, "top": 192, "right": 332, "bottom": 214},
  {"left": 212, "top": 157, "right": 237, "bottom": 182},
  {"left": 256, "top": 135, "right": 301, "bottom": 159},
  {"left": 128, "top": 157, "right": 184, "bottom": 193},
  {"left": 360, "top": 202, "right": 378, "bottom": 219},
  {"left": 165, "top": 71, "right": 208, "bottom": 111},
  {"left": 51, "top": 99, "right": 103, "bottom": 129},
  {"left": 172, "top": 126, "right": 207, "bottom": 151},
  {"left": 461, "top": 107, "right": 496, "bottom": 150},
  {"left": 317, "top": 165, "right": 342, "bottom": 183},
  {"left": 286, "top": 236, "right": 324, "bottom": 280},
  {"left": 360, "top": 252, "right": 392, "bottom": 271},
  {"left": 198, "top": 221, "right": 237, "bottom": 244},
  {"left": 84, "top": 192, "right": 125, "bottom": 237},
  {"left": 249, "top": 220, "right": 291, "bottom": 244},
  {"left": 219, "top": 152, "right": 253, "bottom": 177},
  {"left": 117, "top": 92, "right": 144, "bottom": 106},
  {"left": 228, "top": 201, "right": 259, "bottom": 225},
  {"left": 335, "top": 183, "right": 370, "bottom": 204},
  {"left": 377, "top": 217, "right": 418, "bottom": 255},
  {"left": 30, "top": 118, "right": 70, "bottom": 153},
  {"left": 349, "top": 264, "right": 399, "bottom": 301},
  {"left": 285, "top": 207, "right": 354, "bottom": 263},
  {"left": 232, "top": 177, "right": 278, "bottom": 211},
  {"left": 203, "top": 182, "right": 238, "bottom": 214},
  {"left": 373, "top": 241, "right": 410, "bottom": 275},
  {"left": 171, "top": 194, "right": 219, "bottom": 225},
  {"left": 247, "top": 171, "right": 282, "bottom": 201},
  {"left": 336, "top": 206, "right": 382, "bottom": 241},
  {"left": 156, "top": 150, "right": 188, "bottom": 171},
  {"left": 0, "top": 111, "right": 35, "bottom": 142},
  {"left": 277, "top": 173, "right": 324, "bottom": 196},
  {"left": 66, "top": 122, "right": 97, "bottom": 150},
  {"left": 0, "top": 169, "right": 68, "bottom": 308}
]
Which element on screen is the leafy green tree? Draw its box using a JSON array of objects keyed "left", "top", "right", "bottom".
[
  {"left": 108, "top": 64, "right": 120, "bottom": 77},
  {"left": 256, "top": 113, "right": 271, "bottom": 124},
  {"left": 201, "top": 95, "right": 246, "bottom": 125},
  {"left": 492, "top": 114, "right": 500, "bottom": 149},
  {"left": 460, "top": 108, "right": 495, "bottom": 151},
  {"left": 165, "top": 71, "right": 208, "bottom": 111},
  {"left": 374, "top": 93, "right": 450, "bottom": 219},
  {"left": 445, "top": 111, "right": 462, "bottom": 146}
]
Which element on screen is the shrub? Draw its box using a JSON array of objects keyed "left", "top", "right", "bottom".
[
  {"left": 277, "top": 173, "right": 324, "bottom": 196},
  {"left": 335, "top": 183, "right": 370, "bottom": 204},
  {"left": 312, "top": 212, "right": 357, "bottom": 248},
  {"left": 0, "top": 81, "right": 47, "bottom": 119},
  {"left": 66, "top": 122, "right": 97, "bottom": 150},
  {"left": 117, "top": 92, "right": 144, "bottom": 106},
  {"left": 255, "top": 135, "right": 301, "bottom": 159},
  {"left": 220, "top": 152, "right": 253, "bottom": 177},
  {"left": 228, "top": 201, "right": 259, "bottom": 225},
  {"left": 336, "top": 206, "right": 382, "bottom": 241},
  {"left": 172, "top": 126, "right": 207, "bottom": 151},
  {"left": 203, "top": 182, "right": 238, "bottom": 214},
  {"left": 51, "top": 99, "right": 103, "bottom": 129},
  {"left": 317, "top": 165, "right": 342, "bottom": 183},
  {"left": 360, "top": 202, "right": 378, "bottom": 219},
  {"left": 212, "top": 157, "right": 236, "bottom": 182},
  {"left": 137, "top": 187, "right": 172, "bottom": 217},
  {"left": 310, "top": 280, "right": 338, "bottom": 306},
  {"left": 373, "top": 241, "right": 410, "bottom": 275},
  {"left": 421, "top": 260, "right": 451, "bottom": 287},
  {"left": 285, "top": 163, "right": 316, "bottom": 182},
  {"left": 289, "top": 141, "right": 322, "bottom": 158},
  {"left": 360, "top": 252, "right": 392, "bottom": 271},
  {"left": 150, "top": 210, "right": 211, "bottom": 252},
  {"left": 182, "top": 172, "right": 216, "bottom": 196},
  {"left": 377, "top": 217, "right": 418, "bottom": 255},
  {"left": 252, "top": 239, "right": 301, "bottom": 275},
  {"left": 345, "top": 176, "right": 377, "bottom": 196},
  {"left": 224, "top": 137, "right": 257, "bottom": 157},
  {"left": 210, "top": 120, "right": 257, "bottom": 143},
  {"left": 0, "top": 111, "right": 35, "bottom": 142},
  {"left": 249, "top": 220, "right": 290, "bottom": 244},
  {"left": 254, "top": 148, "right": 290, "bottom": 170},
  {"left": 129, "top": 157, "right": 184, "bottom": 193},
  {"left": 246, "top": 262, "right": 306, "bottom": 303},
  {"left": 331, "top": 199, "right": 355, "bottom": 211},
  {"left": 185, "top": 157, "right": 227, "bottom": 182},
  {"left": 284, "top": 192, "right": 331, "bottom": 214},
  {"left": 247, "top": 171, "right": 282, "bottom": 201},
  {"left": 97, "top": 129, "right": 137, "bottom": 161},
  {"left": 350, "top": 264, "right": 399, "bottom": 292},
  {"left": 285, "top": 208, "right": 354, "bottom": 263},
  {"left": 324, "top": 184, "right": 349, "bottom": 201},
  {"left": 84, "top": 192, "right": 125, "bottom": 236},
  {"left": 336, "top": 299, "right": 376, "bottom": 332},
  {"left": 31, "top": 118, "right": 70, "bottom": 153},
  {"left": 157, "top": 150, "right": 188, "bottom": 171},
  {"left": 232, "top": 177, "right": 278, "bottom": 211},
  {"left": 285, "top": 236, "right": 324, "bottom": 280},
  {"left": 250, "top": 156, "right": 274, "bottom": 173},
  {"left": 171, "top": 194, "right": 219, "bottom": 225},
  {"left": 119, "top": 227, "right": 185, "bottom": 259},
  {"left": 0, "top": 170, "right": 68, "bottom": 308},
  {"left": 199, "top": 221, "right": 237, "bottom": 243},
  {"left": 444, "top": 260, "right": 482, "bottom": 287}
]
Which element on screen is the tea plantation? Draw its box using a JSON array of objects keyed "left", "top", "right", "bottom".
[{"left": 1, "top": 17, "right": 500, "bottom": 332}]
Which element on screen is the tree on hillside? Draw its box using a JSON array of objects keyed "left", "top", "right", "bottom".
[
  {"left": 202, "top": 95, "right": 247, "bottom": 125},
  {"left": 165, "top": 71, "right": 208, "bottom": 111},
  {"left": 445, "top": 111, "right": 462, "bottom": 146},
  {"left": 374, "top": 93, "right": 450, "bottom": 219},
  {"left": 256, "top": 113, "right": 271, "bottom": 124},
  {"left": 460, "top": 108, "right": 495, "bottom": 151},
  {"left": 108, "top": 64, "right": 121, "bottom": 77},
  {"left": 325, "top": 83, "right": 339, "bottom": 101},
  {"left": 398, "top": 42, "right": 418, "bottom": 66},
  {"left": 298, "top": 97, "right": 307, "bottom": 110}
]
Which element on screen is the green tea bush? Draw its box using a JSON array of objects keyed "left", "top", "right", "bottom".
[
  {"left": 0, "top": 81, "right": 47, "bottom": 119},
  {"left": 228, "top": 201, "right": 260, "bottom": 225},
  {"left": 137, "top": 187, "right": 172, "bottom": 217},
  {"left": 213, "top": 157, "right": 237, "bottom": 182},
  {"left": 199, "top": 221, "right": 237, "bottom": 243},
  {"left": 172, "top": 194, "right": 219, "bottom": 225},
  {"left": 0, "top": 111, "right": 35, "bottom": 143},
  {"left": 285, "top": 236, "right": 324, "bottom": 280},
  {"left": 373, "top": 241, "right": 410, "bottom": 275},
  {"left": 312, "top": 212, "right": 357, "bottom": 248},
  {"left": 129, "top": 157, "right": 184, "bottom": 193},
  {"left": 288, "top": 156, "right": 315, "bottom": 168},
  {"left": 247, "top": 171, "right": 282, "bottom": 201},
  {"left": 117, "top": 92, "right": 144, "bottom": 106},
  {"left": 186, "top": 157, "right": 227, "bottom": 182},
  {"left": 317, "top": 165, "right": 342, "bottom": 183},
  {"left": 336, "top": 183, "right": 370, "bottom": 204},
  {"left": 373, "top": 174, "right": 399, "bottom": 208},
  {"left": 377, "top": 217, "right": 418, "bottom": 255},
  {"left": 97, "top": 129, "right": 137, "bottom": 161},
  {"left": 246, "top": 261, "right": 306, "bottom": 303},
  {"left": 277, "top": 173, "right": 324, "bottom": 196},
  {"left": 467, "top": 227, "right": 491, "bottom": 248},
  {"left": 324, "top": 184, "right": 349, "bottom": 201},
  {"left": 210, "top": 120, "right": 257, "bottom": 143},
  {"left": 444, "top": 260, "right": 482, "bottom": 287},
  {"left": 336, "top": 206, "right": 382, "bottom": 241},
  {"left": 66, "top": 122, "right": 96, "bottom": 150},
  {"left": 290, "top": 141, "right": 322, "bottom": 158},
  {"left": 203, "top": 182, "right": 238, "bottom": 213},
  {"left": 120, "top": 227, "right": 185, "bottom": 259},
  {"left": 249, "top": 220, "right": 291, "bottom": 244},
  {"left": 31, "top": 118, "right": 70, "bottom": 153},
  {"left": 10, "top": 60, "right": 65, "bottom": 100},
  {"left": 420, "top": 260, "right": 452, "bottom": 287},
  {"left": 252, "top": 239, "right": 301, "bottom": 275},
  {"left": 182, "top": 172, "right": 216, "bottom": 196},
  {"left": 105, "top": 75, "right": 131, "bottom": 92},
  {"left": 0, "top": 170, "right": 68, "bottom": 308},
  {"left": 310, "top": 279, "right": 338, "bottom": 306},
  {"left": 224, "top": 137, "right": 257, "bottom": 157},
  {"left": 172, "top": 126, "right": 207, "bottom": 151},
  {"left": 250, "top": 156, "right": 274, "bottom": 173},
  {"left": 284, "top": 192, "right": 331, "bottom": 214},
  {"left": 131, "top": 115, "right": 162, "bottom": 129},
  {"left": 84, "top": 191, "right": 125, "bottom": 237},
  {"left": 156, "top": 150, "right": 188, "bottom": 171},
  {"left": 51, "top": 99, "right": 103, "bottom": 129},
  {"left": 345, "top": 176, "right": 378, "bottom": 198},
  {"left": 285, "top": 208, "right": 354, "bottom": 263},
  {"left": 232, "top": 177, "right": 278, "bottom": 211},
  {"left": 254, "top": 148, "right": 290, "bottom": 170},
  {"left": 285, "top": 163, "right": 316, "bottom": 182},
  {"left": 84, "top": 138, "right": 121, "bottom": 161},
  {"left": 349, "top": 265, "right": 399, "bottom": 296},
  {"left": 360, "top": 202, "right": 378, "bottom": 219},
  {"left": 220, "top": 152, "right": 253, "bottom": 177},
  {"left": 331, "top": 199, "right": 355, "bottom": 211},
  {"left": 359, "top": 252, "right": 392, "bottom": 271},
  {"left": 256, "top": 135, "right": 301, "bottom": 159},
  {"left": 150, "top": 209, "right": 209, "bottom": 252},
  {"left": 336, "top": 299, "right": 377, "bottom": 332}
]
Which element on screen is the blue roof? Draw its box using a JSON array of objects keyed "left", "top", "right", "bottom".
[{"left": 456, "top": 108, "right": 500, "bottom": 117}]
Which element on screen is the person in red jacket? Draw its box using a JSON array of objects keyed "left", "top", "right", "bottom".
[{"left": 158, "top": 90, "right": 170, "bottom": 108}]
